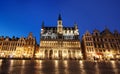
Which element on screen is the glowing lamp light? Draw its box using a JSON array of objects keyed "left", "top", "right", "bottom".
[
  {"left": 39, "top": 52, "right": 44, "bottom": 58},
  {"left": 10, "top": 55, "right": 13, "bottom": 58},
  {"left": 35, "top": 53, "right": 39, "bottom": 57},
  {"left": 28, "top": 46, "right": 31, "bottom": 48},
  {"left": 78, "top": 53, "right": 82, "bottom": 56},
  {"left": 116, "top": 55, "right": 119, "bottom": 58},
  {"left": 55, "top": 53, "right": 58, "bottom": 57},
  {"left": 63, "top": 53, "right": 67, "bottom": 57},
  {"left": 1, "top": 53, "right": 4, "bottom": 56},
  {"left": 108, "top": 54, "right": 113, "bottom": 58}
]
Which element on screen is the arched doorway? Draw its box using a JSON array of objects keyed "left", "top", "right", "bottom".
[
  {"left": 59, "top": 50, "right": 62, "bottom": 59},
  {"left": 49, "top": 50, "right": 53, "bottom": 59},
  {"left": 68, "top": 50, "right": 71, "bottom": 59},
  {"left": 45, "top": 50, "right": 48, "bottom": 59}
]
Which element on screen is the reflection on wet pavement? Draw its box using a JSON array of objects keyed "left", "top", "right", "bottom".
[{"left": 0, "top": 60, "right": 120, "bottom": 74}]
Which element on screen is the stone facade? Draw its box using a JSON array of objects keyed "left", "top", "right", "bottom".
[
  {"left": 0, "top": 33, "right": 36, "bottom": 58},
  {"left": 0, "top": 14, "right": 120, "bottom": 60},
  {"left": 82, "top": 28, "right": 120, "bottom": 60},
  {"left": 37, "top": 14, "right": 82, "bottom": 59}
]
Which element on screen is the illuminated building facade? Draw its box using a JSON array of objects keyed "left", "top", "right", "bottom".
[
  {"left": 82, "top": 28, "right": 120, "bottom": 60},
  {"left": 0, "top": 33, "right": 36, "bottom": 58},
  {"left": 37, "top": 14, "right": 82, "bottom": 59}
]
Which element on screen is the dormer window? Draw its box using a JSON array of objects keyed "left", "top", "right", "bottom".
[{"left": 95, "top": 33, "right": 98, "bottom": 36}]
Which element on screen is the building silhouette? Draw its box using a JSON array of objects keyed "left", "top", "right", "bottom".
[
  {"left": 0, "top": 14, "right": 120, "bottom": 60},
  {"left": 36, "top": 14, "right": 82, "bottom": 59},
  {"left": 82, "top": 28, "right": 120, "bottom": 60},
  {"left": 0, "top": 33, "right": 36, "bottom": 58}
]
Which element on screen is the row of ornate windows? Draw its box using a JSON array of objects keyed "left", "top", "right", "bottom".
[
  {"left": 1, "top": 41, "right": 34, "bottom": 46},
  {"left": 94, "top": 43, "right": 120, "bottom": 49},
  {"left": 41, "top": 36, "right": 79, "bottom": 40},
  {"left": 93, "top": 38, "right": 120, "bottom": 43},
  {"left": 86, "top": 42, "right": 93, "bottom": 46},
  {"left": 86, "top": 47, "right": 94, "bottom": 52},
  {"left": 40, "top": 41, "right": 80, "bottom": 47},
  {"left": 2, "top": 46, "right": 16, "bottom": 51},
  {"left": 85, "top": 37, "right": 92, "bottom": 41}
]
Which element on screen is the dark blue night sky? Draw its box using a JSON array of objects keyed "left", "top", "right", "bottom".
[{"left": 0, "top": 0, "right": 120, "bottom": 43}]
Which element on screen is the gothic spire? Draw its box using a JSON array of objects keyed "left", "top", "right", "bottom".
[
  {"left": 74, "top": 22, "right": 78, "bottom": 29},
  {"left": 58, "top": 14, "right": 62, "bottom": 20},
  {"left": 42, "top": 21, "right": 44, "bottom": 28}
]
